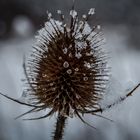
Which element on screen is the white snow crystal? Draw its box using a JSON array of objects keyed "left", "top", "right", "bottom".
[
  {"left": 75, "top": 52, "right": 82, "bottom": 59},
  {"left": 63, "top": 61, "right": 69, "bottom": 68},
  {"left": 97, "top": 25, "right": 101, "bottom": 30},
  {"left": 70, "top": 10, "right": 77, "bottom": 18},
  {"left": 88, "top": 8, "right": 95, "bottom": 15},
  {"left": 83, "top": 77, "right": 88, "bottom": 81},
  {"left": 82, "top": 22, "right": 92, "bottom": 35},
  {"left": 82, "top": 14, "right": 87, "bottom": 19},
  {"left": 75, "top": 68, "right": 79, "bottom": 71},
  {"left": 50, "top": 83, "right": 54, "bottom": 86},
  {"left": 34, "top": 19, "right": 63, "bottom": 51},
  {"left": 47, "top": 11, "right": 52, "bottom": 19},
  {"left": 63, "top": 48, "right": 68, "bottom": 54},
  {"left": 59, "top": 56, "right": 62, "bottom": 60},
  {"left": 84, "top": 62, "right": 91, "bottom": 68},
  {"left": 57, "top": 10, "right": 62, "bottom": 14},
  {"left": 67, "top": 69, "right": 72, "bottom": 74}
]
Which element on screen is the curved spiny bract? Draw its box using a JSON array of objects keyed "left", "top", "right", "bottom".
[{"left": 25, "top": 8, "right": 109, "bottom": 119}]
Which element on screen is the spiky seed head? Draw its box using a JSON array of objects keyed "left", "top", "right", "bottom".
[{"left": 24, "top": 8, "right": 109, "bottom": 118}]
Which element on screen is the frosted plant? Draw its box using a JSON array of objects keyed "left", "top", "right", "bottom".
[{"left": 0, "top": 4, "right": 140, "bottom": 140}]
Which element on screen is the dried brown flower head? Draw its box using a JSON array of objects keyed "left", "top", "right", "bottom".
[
  {"left": 27, "top": 9, "right": 108, "bottom": 118},
  {"left": 0, "top": 4, "right": 140, "bottom": 140},
  {"left": 24, "top": 7, "right": 109, "bottom": 139},
  {"left": 22, "top": 9, "right": 109, "bottom": 120}
]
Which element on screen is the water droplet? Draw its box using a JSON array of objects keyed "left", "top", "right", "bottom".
[
  {"left": 97, "top": 25, "right": 101, "bottom": 30},
  {"left": 86, "top": 52, "right": 91, "bottom": 56},
  {"left": 88, "top": 8, "right": 95, "bottom": 15},
  {"left": 42, "top": 88, "right": 46, "bottom": 91},
  {"left": 48, "top": 13, "right": 52, "bottom": 18},
  {"left": 69, "top": 53, "right": 72, "bottom": 58},
  {"left": 84, "top": 62, "right": 91, "bottom": 68},
  {"left": 82, "top": 14, "right": 87, "bottom": 19},
  {"left": 42, "top": 73, "right": 47, "bottom": 77},
  {"left": 57, "top": 10, "right": 62, "bottom": 14},
  {"left": 76, "top": 94, "right": 80, "bottom": 99},
  {"left": 83, "top": 77, "right": 88, "bottom": 81},
  {"left": 61, "top": 86, "right": 64, "bottom": 90},
  {"left": 70, "top": 10, "right": 77, "bottom": 18},
  {"left": 63, "top": 48, "right": 68, "bottom": 54},
  {"left": 71, "top": 88, "right": 74, "bottom": 92},
  {"left": 75, "top": 52, "right": 82, "bottom": 59},
  {"left": 63, "top": 61, "right": 69, "bottom": 68},
  {"left": 47, "top": 11, "right": 52, "bottom": 19},
  {"left": 69, "top": 44, "right": 72, "bottom": 48},
  {"left": 87, "top": 63, "right": 91, "bottom": 68},
  {"left": 50, "top": 83, "right": 54, "bottom": 86},
  {"left": 43, "top": 55, "right": 47, "bottom": 58},
  {"left": 67, "top": 69, "right": 72, "bottom": 74},
  {"left": 59, "top": 56, "right": 62, "bottom": 60},
  {"left": 56, "top": 94, "right": 60, "bottom": 98},
  {"left": 62, "top": 15, "right": 65, "bottom": 19},
  {"left": 75, "top": 68, "right": 79, "bottom": 71},
  {"left": 63, "top": 24, "right": 66, "bottom": 27},
  {"left": 52, "top": 87, "right": 56, "bottom": 91}
]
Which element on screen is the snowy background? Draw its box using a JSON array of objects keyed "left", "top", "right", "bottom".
[{"left": 0, "top": 0, "right": 140, "bottom": 140}]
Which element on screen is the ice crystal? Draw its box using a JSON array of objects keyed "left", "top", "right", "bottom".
[
  {"left": 70, "top": 10, "right": 77, "bottom": 18},
  {"left": 88, "top": 8, "right": 95, "bottom": 15},
  {"left": 63, "top": 61, "right": 69, "bottom": 68}
]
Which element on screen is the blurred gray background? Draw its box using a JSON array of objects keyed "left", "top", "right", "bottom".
[{"left": 0, "top": 0, "right": 140, "bottom": 140}]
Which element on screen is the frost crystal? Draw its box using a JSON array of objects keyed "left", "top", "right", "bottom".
[
  {"left": 82, "top": 14, "right": 87, "bottom": 19},
  {"left": 59, "top": 56, "right": 62, "bottom": 60},
  {"left": 75, "top": 52, "right": 82, "bottom": 59},
  {"left": 88, "top": 8, "right": 95, "bottom": 15},
  {"left": 83, "top": 77, "right": 88, "bottom": 81},
  {"left": 57, "top": 10, "right": 62, "bottom": 14},
  {"left": 75, "top": 68, "right": 79, "bottom": 72},
  {"left": 50, "top": 83, "right": 54, "bottom": 86},
  {"left": 68, "top": 53, "right": 72, "bottom": 57},
  {"left": 70, "top": 10, "right": 77, "bottom": 18},
  {"left": 47, "top": 11, "right": 52, "bottom": 19},
  {"left": 63, "top": 48, "right": 68, "bottom": 54},
  {"left": 69, "top": 44, "right": 72, "bottom": 48},
  {"left": 63, "top": 61, "right": 69, "bottom": 68},
  {"left": 52, "top": 87, "right": 56, "bottom": 91},
  {"left": 67, "top": 69, "right": 72, "bottom": 74},
  {"left": 42, "top": 73, "right": 47, "bottom": 77},
  {"left": 84, "top": 62, "right": 91, "bottom": 69},
  {"left": 97, "top": 25, "right": 101, "bottom": 30}
]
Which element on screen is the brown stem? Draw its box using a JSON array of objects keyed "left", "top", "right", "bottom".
[{"left": 53, "top": 114, "right": 67, "bottom": 140}]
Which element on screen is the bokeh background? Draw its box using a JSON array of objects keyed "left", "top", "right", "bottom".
[{"left": 0, "top": 0, "right": 140, "bottom": 140}]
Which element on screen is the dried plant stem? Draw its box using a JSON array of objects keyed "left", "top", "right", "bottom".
[{"left": 53, "top": 115, "right": 67, "bottom": 140}]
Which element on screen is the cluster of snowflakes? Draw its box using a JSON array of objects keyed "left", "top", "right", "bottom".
[{"left": 34, "top": 8, "right": 103, "bottom": 60}]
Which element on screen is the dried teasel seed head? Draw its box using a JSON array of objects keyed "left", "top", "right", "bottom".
[{"left": 24, "top": 8, "right": 109, "bottom": 118}]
